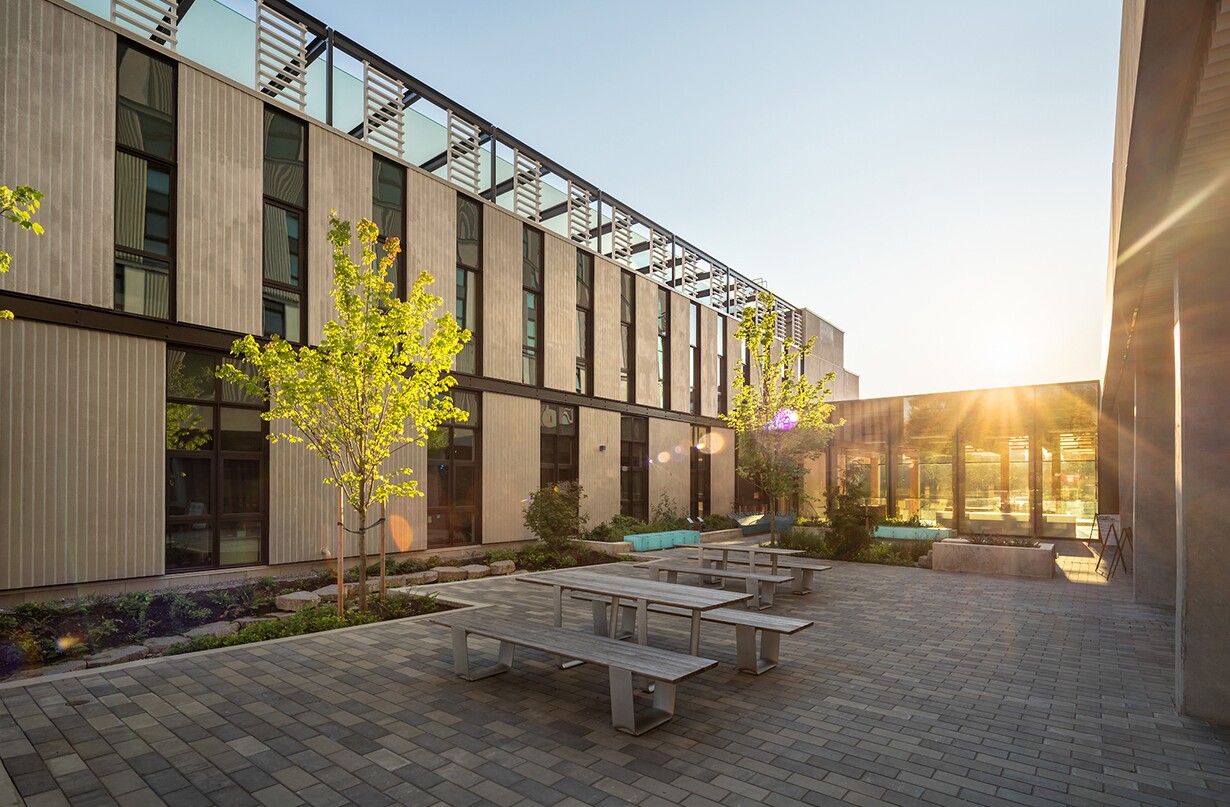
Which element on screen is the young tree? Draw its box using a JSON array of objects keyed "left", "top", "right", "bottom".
[
  {"left": 219, "top": 213, "right": 469, "bottom": 609},
  {"left": 722, "top": 292, "right": 841, "bottom": 546},
  {"left": 1, "top": 185, "right": 44, "bottom": 320}
]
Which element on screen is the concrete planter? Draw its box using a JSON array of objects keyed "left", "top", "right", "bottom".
[
  {"left": 874, "top": 526, "right": 955, "bottom": 541},
  {"left": 577, "top": 539, "right": 633, "bottom": 556},
  {"left": 700, "top": 528, "right": 744, "bottom": 544},
  {"left": 623, "top": 530, "right": 700, "bottom": 552},
  {"left": 931, "top": 538, "right": 1056, "bottom": 578}
]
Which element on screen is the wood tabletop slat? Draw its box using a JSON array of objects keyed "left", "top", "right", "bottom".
[
  {"left": 519, "top": 568, "right": 751, "bottom": 609},
  {"left": 695, "top": 546, "right": 804, "bottom": 556},
  {"left": 635, "top": 561, "right": 793, "bottom": 584}
]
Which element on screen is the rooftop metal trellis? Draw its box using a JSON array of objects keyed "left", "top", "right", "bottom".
[
  {"left": 649, "top": 230, "right": 672, "bottom": 285},
  {"left": 679, "top": 250, "right": 699, "bottom": 297},
  {"left": 446, "top": 111, "right": 484, "bottom": 195},
  {"left": 112, "top": 0, "right": 178, "bottom": 48},
  {"left": 361, "top": 61, "right": 406, "bottom": 158},
  {"left": 610, "top": 207, "right": 634, "bottom": 269},
  {"left": 512, "top": 150, "right": 544, "bottom": 222},
  {"left": 566, "top": 181, "right": 594, "bottom": 247},
  {"left": 255, "top": 0, "right": 308, "bottom": 111}
]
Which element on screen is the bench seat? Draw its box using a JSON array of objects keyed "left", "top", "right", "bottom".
[
  {"left": 431, "top": 608, "right": 716, "bottom": 735},
  {"left": 695, "top": 553, "right": 833, "bottom": 594},
  {"left": 634, "top": 561, "right": 793, "bottom": 609}
]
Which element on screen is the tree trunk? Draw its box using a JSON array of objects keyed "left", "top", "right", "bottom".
[
  {"left": 336, "top": 488, "right": 344, "bottom": 618},
  {"left": 768, "top": 498, "right": 777, "bottom": 547},
  {"left": 379, "top": 502, "right": 388, "bottom": 605},
  {"left": 357, "top": 507, "right": 368, "bottom": 611}
]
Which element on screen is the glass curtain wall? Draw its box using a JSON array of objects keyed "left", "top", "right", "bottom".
[
  {"left": 896, "top": 394, "right": 957, "bottom": 526},
  {"left": 831, "top": 399, "right": 891, "bottom": 519},
  {"left": 1037, "top": 382, "right": 1098, "bottom": 539},
  {"left": 961, "top": 388, "right": 1033, "bottom": 537}
]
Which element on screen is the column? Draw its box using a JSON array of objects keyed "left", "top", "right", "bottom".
[{"left": 1131, "top": 298, "right": 1176, "bottom": 607}]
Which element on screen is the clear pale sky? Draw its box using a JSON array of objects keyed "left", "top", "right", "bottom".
[{"left": 288, "top": 0, "right": 1122, "bottom": 399}]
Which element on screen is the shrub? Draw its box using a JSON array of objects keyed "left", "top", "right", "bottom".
[
  {"left": 881, "top": 512, "right": 937, "bottom": 528},
  {"left": 966, "top": 533, "right": 1040, "bottom": 548},
  {"left": 779, "top": 527, "right": 831, "bottom": 556},
  {"left": 823, "top": 466, "right": 874, "bottom": 560},
  {"left": 649, "top": 493, "right": 690, "bottom": 531},
  {"left": 700, "top": 513, "right": 739, "bottom": 532},
  {"left": 523, "top": 482, "right": 587, "bottom": 550}
]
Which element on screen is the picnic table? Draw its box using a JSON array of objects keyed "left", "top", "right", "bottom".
[
  {"left": 518, "top": 568, "right": 750, "bottom": 656},
  {"left": 694, "top": 544, "right": 803, "bottom": 574}
]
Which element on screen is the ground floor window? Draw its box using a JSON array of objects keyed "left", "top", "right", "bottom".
[
  {"left": 165, "top": 348, "right": 267, "bottom": 571},
  {"left": 427, "top": 390, "right": 481, "bottom": 548},
  {"left": 620, "top": 416, "right": 648, "bottom": 521},
  {"left": 690, "top": 425, "right": 711, "bottom": 519},
  {"left": 540, "top": 403, "right": 577, "bottom": 488}
]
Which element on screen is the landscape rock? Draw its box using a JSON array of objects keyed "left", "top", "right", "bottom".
[
  {"left": 268, "top": 611, "right": 298, "bottom": 620},
  {"left": 460, "top": 564, "right": 490, "bottom": 579},
  {"left": 383, "top": 574, "right": 408, "bottom": 587},
  {"left": 17, "top": 659, "right": 88, "bottom": 679},
  {"left": 402, "top": 571, "right": 438, "bottom": 585},
  {"left": 184, "top": 621, "right": 239, "bottom": 639},
  {"left": 275, "top": 591, "right": 320, "bottom": 612},
  {"left": 235, "top": 616, "right": 278, "bottom": 628},
  {"left": 432, "top": 566, "right": 467, "bottom": 582},
  {"left": 85, "top": 645, "right": 149, "bottom": 668},
  {"left": 489, "top": 560, "right": 515, "bottom": 576},
  {"left": 312, "top": 584, "right": 342, "bottom": 602},
  {"left": 143, "top": 636, "right": 188, "bottom": 655}
]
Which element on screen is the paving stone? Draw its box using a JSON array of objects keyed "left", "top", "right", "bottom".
[
  {"left": 84, "top": 645, "right": 149, "bottom": 669},
  {"left": 183, "top": 622, "right": 238, "bottom": 640},
  {"left": 274, "top": 592, "right": 319, "bottom": 612},
  {"left": 431, "top": 566, "right": 467, "bottom": 582}
]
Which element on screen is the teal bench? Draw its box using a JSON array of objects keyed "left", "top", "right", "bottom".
[{"left": 624, "top": 530, "right": 701, "bottom": 552}]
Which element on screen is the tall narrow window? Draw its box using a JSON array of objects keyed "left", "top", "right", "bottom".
[
  {"left": 372, "top": 156, "right": 405, "bottom": 298},
  {"left": 540, "top": 403, "right": 578, "bottom": 488},
  {"left": 166, "top": 349, "right": 267, "bottom": 570},
  {"left": 620, "top": 272, "right": 635, "bottom": 402},
  {"left": 575, "top": 251, "right": 594, "bottom": 395},
  {"left": 456, "top": 194, "right": 482, "bottom": 375},
  {"left": 427, "top": 390, "right": 481, "bottom": 548},
  {"left": 689, "top": 302, "right": 700, "bottom": 414},
  {"left": 717, "top": 316, "right": 728, "bottom": 413},
  {"left": 691, "top": 425, "right": 711, "bottom": 519},
  {"left": 657, "top": 288, "right": 670, "bottom": 409},
  {"left": 620, "top": 415, "right": 648, "bottom": 521},
  {"left": 522, "top": 226, "right": 544, "bottom": 386},
  {"left": 262, "top": 108, "right": 307, "bottom": 342},
  {"left": 115, "top": 42, "right": 176, "bottom": 319}
]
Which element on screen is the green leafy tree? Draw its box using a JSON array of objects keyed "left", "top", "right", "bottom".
[
  {"left": 722, "top": 292, "right": 841, "bottom": 545},
  {"left": 1, "top": 185, "right": 44, "bottom": 320},
  {"left": 219, "top": 213, "right": 469, "bottom": 609}
]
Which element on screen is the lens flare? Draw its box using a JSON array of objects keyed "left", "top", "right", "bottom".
[
  {"left": 697, "top": 431, "right": 726, "bottom": 455},
  {"left": 56, "top": 636, "right": 80, "bottom": 652},
  {"left": 768, "top": 409, "right": 799, "bottom": 431},
  {"left": 657, "top": 451, "right": 672, "bottom": 463},
  {"left": 390, "top": 515, "right": 413, "bottom": 552}
]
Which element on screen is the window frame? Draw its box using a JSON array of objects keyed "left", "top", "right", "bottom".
[
  {"left": 575, "top": 250, "right": 594, "bottom": 396},
  {"left": 427, "top": 390, "right": 482, "bottom": 549},
  {"left": 372, "top": 155, "right": 406, "bottom": 299},
  {"left": 522, "top": 225, "right": 544, "bottom": 387},
  {"left": 620, "top": 415, "right": 649, "bottom": 521},
  {"left": 657, "top": 287, "right": 670, "bottom": 409},
  {"left": 540, "top": 402, "right": 579, "bottom": 488},
  {"left": 456, "top": 193, "right": 483, "bottom": 376},
  {"left": 262, "top": 106, "right": 308, "bottom": 344},
  {"left": 620, "top": 271, "right": 636, "bottom": 403}
]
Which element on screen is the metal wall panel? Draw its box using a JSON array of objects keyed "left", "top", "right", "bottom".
[
  {"left": 635, "top": 275, "right": 658, "bottom": 407},
  {"left": 710, "top": 426, "right": 737, "bottom": 514},
  {"left": 481, "top": 393, "right": 538, "bottom": 542},
  {"left": 482, "top": 205, "right": 521, "bottom": 382},
  {"left": 544, "top": 235, "right": 574, "bottom": 392},
  {"left": 178, "top": 66, "right": 263, "bottom": 334},
  {"left": 578, "top": 407, "right": 620, "bottom": 524},
  {"left": 1, "top": 321, "right": 163, "bottom": 589},
  {"left": 592, "top": 256, "right": 622, "bottom": 400},
  {"left": 648, "top": 418, "right": 690, "bottom": 514},
  {"left": 699, "top": 306, "right": 719, "bottom": 418},
  {"left": 0, "top": 0, "right": 113, "bottom": 309},
  {"left": 306, "top": 123, "right": 372, "bottom": 345},
  {"left": 670, "top": 292, "right": 689, "bottom": 413}
]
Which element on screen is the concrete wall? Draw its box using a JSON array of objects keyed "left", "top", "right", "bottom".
[
  {"left": 592, "top": 256, "right": 622, "bottom": 400},
  {"left": 482, "top": 204, "right": 521, "bottom": 383},
  {"left": 544, "top": 235, "right": 574, "bottom": 392},
  {"left": 481, "top": 393, "right": 538, "bottom": 542},
  {"left": 579, "top": 407, "right": 621, "bottom": 525},
  {"left": 710, "top": 427, "right": 737, "bottom": 515},
  {"left": 648, "top": 419, "right": 691, "bottom": 515}
]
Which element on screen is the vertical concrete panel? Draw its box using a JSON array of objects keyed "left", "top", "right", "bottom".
[
  {"left": 307, "top": 124, "right": 372, "bottom": 345},
  {"left": 0, "top": 0, "right": 113, "bottom": 309},
  {"left": 579, "top": 408, "right": 621, "bottom": 526},
  {"left": 592, "top": 256, "right": 621, "bottom": 400},
  {"left": 670, "top": 292, "right": 689, "bottom": 413},
  {"left": 0, "top": 321, "right": 162, "bottom": 590},
  {"left": 710, "top": 427, "right": 737, "bottom": 514},
  {"left": 648, "top": 419, "right": 690, "bottom": 514},
  {"left": 482, "top": 206, "right": 521, "bottom": 382},
  {"left": 1132, "top": 325, "right": 1176, "bottom": 606},
  {"left": 481, "top": 393, "right": 538, "bottom": 542},
  {"left": 1117, "top": 364, "right": 1136, "bottom": 542},
  {"left": 405, "top": 170, "right": 456, "bottom": 342},
  {"left": 267, "top": 436, "right": 336, "bottom": 566},
  {"left": 635, "top": 276, "right": 658, "bottom": 407},
  {"left": 178, "top": 66, "right": 263, "bottom": 334},
  {"left": 699, "top": 306, "right": 718, "bottom": 418},
  {"left": 380, "top": 439, "right": 427, "bottom": 555},
  {"left": 544, "top": 236, "right": 575, "bottom": 392}
]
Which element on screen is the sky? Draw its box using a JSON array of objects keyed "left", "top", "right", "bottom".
[{"left": 287, "top": 0, "right": 1122, "bottom": 399}]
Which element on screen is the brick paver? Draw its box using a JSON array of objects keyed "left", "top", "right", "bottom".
[{"left": 2, "top": 545, "right": 1229, "bottom": 806}]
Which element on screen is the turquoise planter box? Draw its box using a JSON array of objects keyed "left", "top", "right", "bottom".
[
  {"left": 873, "top": 526, "right": 955, "bottom": 541},
  {"left": 625, "top": 530, "right": 701, "bottom": 552}
]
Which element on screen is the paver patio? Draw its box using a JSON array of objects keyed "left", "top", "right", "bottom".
[{"left": 2, "top": 545, "right": 1229, "bottom": 807}]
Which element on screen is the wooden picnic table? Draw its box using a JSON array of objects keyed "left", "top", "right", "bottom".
[
  {"left": 693, "top": 544, "right": 803, "bottom": 574},
  {"left": 518, "top": 568, "right": 750, "bottom": 656}
]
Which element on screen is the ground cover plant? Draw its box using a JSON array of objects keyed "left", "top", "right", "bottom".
[
  {"left": 778, "top": 527, "right": 933, "bottom": 567},
  {"left": 583, "top": 496, "right": 739, "bottom": 542}
]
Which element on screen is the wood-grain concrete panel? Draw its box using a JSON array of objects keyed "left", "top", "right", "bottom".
[
  {"left": 482, "top": 206, "right": 521, "bottom": 382},
  {"left": 635, "top": 275, "right": 658, "bottom": 407},
  {"left": 648, "top": 418, "right": 690, "bottom": 515},
  {"left": 481, "top": 393, "right": 538, "bottom": 542},
  {"left": 670, "top": 292, "right": 690, "bottom": 413},
  {"left": 405, "top": 168, "right": 456, "bottom": 345},
  {"left": 592, "top": 256, "right": 622, "bottom": 400},
  {"left": 710, "top": 427, "right": 737, "bottom": 514},
  {"left": 699, "top": 306, "right": 719, "bottom": 418},
  {"left": 544, "top": 236, "right": 575, "bottom": 392},
  {"left": 578, "top": 407, "right": 621, "bottom": 525},
  {"left": 178, "top": 66, "right": 263, "bottom": 334},
  {"left": 1, "top": 321, "right": 162, "bottom": 589},
  {"left": 0, "top": 0, "right": 113, "bottom": 309}
]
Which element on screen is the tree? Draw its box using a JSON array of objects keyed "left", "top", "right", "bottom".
[
  {"left": 219, "top": 213, "right": 469, "bottom": 609},
  {"left": 1, "top": 185, "right": 44, "bottom": 320},
  {"left": 722, "top": 292, "right": 841, "bottom": 546},
  {"left": 523, "top": 481, "right": 587, "bottom": 551}
]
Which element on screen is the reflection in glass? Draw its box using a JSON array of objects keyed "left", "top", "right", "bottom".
[
  {"left": 167, "top": 457, "right": 211, "bottom": 516},
  {"left": 962, "top": 388, "right": 1033, "bottom": 536},
  {"left": 166, "top": 524, "right": 212, "bottom": 570},
  {"left": 117, "top": 42, "right": 174, "bottom": 159},
  {"left": 166, "top": 405, "right": 213, "bottom": 451},
  {"left": 897, "top": 395, "right": 956, "bottom": 525},
  {"left": 262, "top": 205, "right": 300, "bottom": 284},
  {"left": 220, "top": 408, "right": 263, "bottom": 452},
  {"left": 457, "top": 195, "right": 480, "bottom": 268},
  {"left": 263, "top": 109, "right": 306, "bottom": 206},
  {"left": 1038, "top": 382, "right": 1098, "bottom": 538},
  {"left": 263, "top": 285, "right": 301, "bottom": 340},
  {"left": 455, "top": 267, "right": 477, "bottom": 374},
  {"left": 220, "top": 522, "right": 262, "bottom": 565},
  {"left": 222, "top": 459, "right": 262, "bottom": 513}
]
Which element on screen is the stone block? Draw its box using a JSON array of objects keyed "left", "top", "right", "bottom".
[
  {"left": 142, "top": 636, "right": 188, "bottom": 655},
  {"left": 489, "top": 560, "right": 515, "bottom": 575},
  {"left": 17, "top": 659, "right": 88, "bottom": 679},
  {"left": 460, "top": 564, "right": 490, "bottom": 579},
  {"left": 312, "top": 585, "right": 342, "bottom": 602},
  {"left": 432, "top": 566, "right": 467, "bottom": 582},
  {"left": 184, "top": 621, "right": 239, "bottom": 639},
  {"left": 275, "top": 592, "right": 320, "bottom": 612},
  {"left": 234, "top": 616, "right": 278, "bottom": 628},
  {"left": 85, "top": 645, "right": 149, "bottom": 668},
  {"left": 402, "top": 571, "right": 438, "bottom": 585}
]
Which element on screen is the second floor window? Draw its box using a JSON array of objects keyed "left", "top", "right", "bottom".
[
  {"left": 689, "top": 302, "right": 700, "bottom": 414},
  {"left": 115, "top": 42, "right": 176, "bottom": 319},
  {"left": 456, "top": 194, "right": 482, "bottom": 375},
  {"left": 657, "top": 288, "right": 670, "bottom": 409},
  {"left": 621, "top": 272, "right": 635, "bottom": 402},
  {"left": 576, "top": 251, "right": 593, "bottom": 395},
  {"left": 717, "top": 316, "right": 728, "bottom": 413},
  {"left": 262, "top": 108, "right": 307, "bottom": 343},
  {"left": 372, "top": 156, "right": 405, "bottom": 298},
  {"left": 522, "top": 226, "right": 544, "bottom": 386}
]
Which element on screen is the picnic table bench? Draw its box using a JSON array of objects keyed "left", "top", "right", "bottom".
[
  {"left": 431, "top": 608, "right": 717, "bottom": 735},
  {"left": 571, "top": 592, "right": 814, "bottom": 675},
  {"left": 634, "top": 560, "right": 793, "bottom": 610},
  {"left": 692, "top": 549, "right": 833, "bottom": 594}
]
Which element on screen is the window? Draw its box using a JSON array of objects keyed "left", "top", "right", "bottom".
[
  {"left": 576, "top": 251, "right": 594, "bottom": 395},
  {"left": 165, "top": 349, "right": 267, "bottom": 571},
  {"left": 522, "top": 226, "right": 544, "bottom": 386},
  {"left": 620, "top": 273, "right": 636, "bottom": 402},
  {"left": 262, "top": 108, "right": 307, "bottom": 342},
  {"left": 456, "top": 194, "right": 482, "bottom": 375},
  {"left": 372, "top": 156, "right": 405, "bottom": 298},
  {"left": 691, "top": 425, "right": 711, "bottom": 519},
  {"left": 540, "top": 403, "right": 578, "bottom": 488},
  {"left": 115, "top": 42, "right": 176, "bottom": 319},
  {"left": 689, "top": 303, "right": 700, "bottom": 414},
  {"left": 717, "top": 316, "right": 728, "bottom": 413},
  {"left": 657, "top": 288, "right": 670, "bottom": 409},
  {"left": 620, "top": 415, "right": 649, "bottom": 521},
  {"left": 427, "top": 390, "right": 481, "bottom": 548}
]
